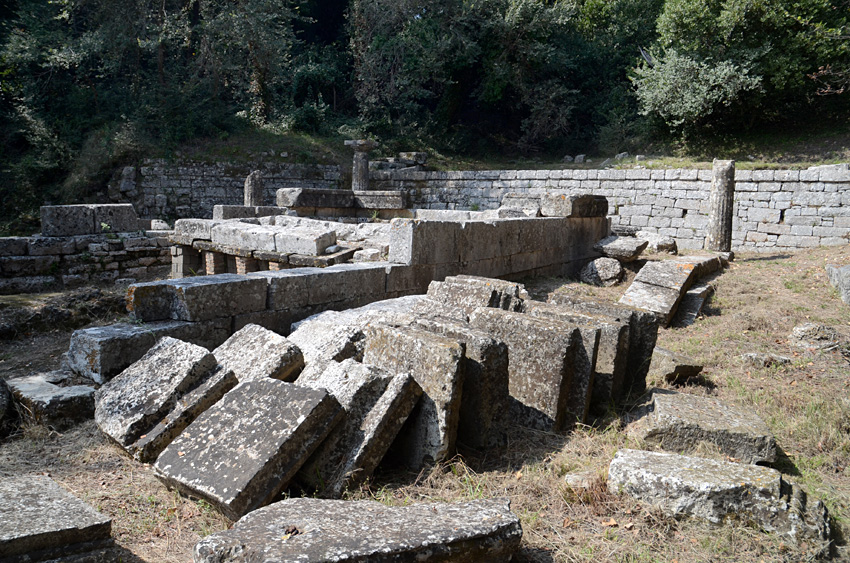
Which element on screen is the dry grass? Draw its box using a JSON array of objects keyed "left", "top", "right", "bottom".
[{"left": 2, "top": 246, "right": 850, "bottom": 561}]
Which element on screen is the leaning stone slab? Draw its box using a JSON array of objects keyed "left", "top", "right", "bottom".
[
  {"left": 363, "top": 324, "right": 465, "bottom": 468},
  {"left": 213, "top": 324, "right": 304, "bottom": 383},
  {"left": 672, "top": 282, "right": 714, "bottom": 327},
  {"left": 7, "top": 372, "right": 95, "bottom": 429},
  {"left": 298, "top": 360, "right": 422, "bottom": 497},
  {"left": 0, "top": 475, "right": 112, "bottom": 561},
  {"left": 634, "top": 390, "right": 777, "bottom": 464},
  {"left": 593, "top": 235, "right": 648, "bottom": 262},
  {"left": 469, "top": 308, "right": 584, "bottom": 430},
  {"left": 608, "top": 449, "right": 830, "bottom": 548},
  {"left": 194, "top": 497, "right": 522, "bottom": 563},
  {"left": 94, "top": 337, "right": 226, "bottom": 461},
  {"left": 618, "top": 280, "right": 683, "bottom": 326},
  {"left": 826, "top": 264, "right": 850, "bottom": 305},
  {"left": 647, "top": 347, "right": 703, "bottom": 384},
  {"left": 155, "top": 379, "right": 343, "bottom": 520}
]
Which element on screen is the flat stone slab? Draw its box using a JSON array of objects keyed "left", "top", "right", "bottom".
[
  {"left": 609, "top": 449, "right": 829, "bottom": 547},
  {"left": 0, "top": 475, "right": 112, "bottom": 561},
  {"left": 7, "top": 373, "right": 95, "bottom": 429},
  {"left": 594, "top": 235, "right": 647, "bottom": 262},
  {"left": 633, "top": 259, "right": 697, "bottom": 290},
  {"left": 297, "top": 359, "right": 422, "bottom": 497},
  {"left": 363, "top": 324, "right": 465, "bottom": 468},
  {"left": 634, "top": 390, "right": 777, "bottom": 463},
  {"left": 618, "top": 280, "right": 683, "bottom": 326},
  {"left": 213, "top": 324, "right": 304, "bottom": 383},
  {"left": 154, "top": 379, "right": 343, "bottom": 520},
  {"left": 194, "top": 497, "right": 522, "bottom": 563},
  {"left": 647, "top": 346, "right": 703, "bottom": 384}
]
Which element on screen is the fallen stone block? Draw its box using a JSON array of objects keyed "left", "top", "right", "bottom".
[
  {"left": 636, "top": 230, "right": 678, "bottom": 254},
  {"left": 213, "top": 324, "right": 304, "bottom": 383},
  {"left": 66, "top": 319, "right": 230, "bottom": 384},
  {"left": 594, "top": 235, "right": 647, "bottom": 262},
  {"left": 580, "top": 257, "right": 623, "bottom": 287},
  {"left": 790, "top": 322, "right": 842, "bottom": 350},
  {"left": 413, "top": 317, "right": 510, "bottom": 449},
  {"left": 298, "top": 360, "right": 422, "bottom": 497},
  {"left": 826, "top": 264, "right": 850, "bottom": 305},
  {"left": 632, "top": 390, "right": 777, "bottom": 463},
  {"left": 155, "top": 379, "right": 343, "bottom": 520},
  {"left": 618, "top": 280, "right": 683, "bottom": 326},
  {"left": 608, "top": 449, "right": 830, "bottom": 549},
  {"left": 194, "top": 497, "right": 522, "bottom": 563},
  {"left": 647, "top": 346, "right": 703, "bottom": 384},
  {"left": 363, "top": 324, "right": 465, "bottom": 468},
  {"left": 0, "top": 475, "right": 112, "bottom": 561},
  {"left": 468, "top": 307, "right": 585, "bottom": 430},
  {"left": 740, "top": 352, "right": 791, "bottom": 368},
  {"left": 674, "top": 254, "right": 722, "bottom": 278},
  {"left": 672, "top": 282, "right": 714, "bottom": 327},
  {"left": 95, "top": 337, "right": 233, "bottom": 462},
  {"left": 633, "top": 259, "right": 697, "bottom": 290},
  {"left": 426, "top": 275, "right": 526, "bottom": 315},
  {"left": 7, "top": 372, "right": 95, "bottom": 429}
]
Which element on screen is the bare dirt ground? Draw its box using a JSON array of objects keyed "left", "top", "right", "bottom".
[{"left": 2, "top": 246, "right": 850, "bottom": 562}]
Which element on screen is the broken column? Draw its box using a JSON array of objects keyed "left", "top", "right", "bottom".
[
  {"left": 345, "top": 139, "right": 378, "bottom": 191},
  {"left": 705, "top": 159, "right": 735, "bottom": 252},
  {"left": 243, "top": 170, "right": 264, "bottom": 207}
]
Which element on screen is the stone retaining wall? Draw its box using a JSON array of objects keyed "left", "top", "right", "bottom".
[{"left": 371, "top": 164, "right": 850, "bottom": 251}]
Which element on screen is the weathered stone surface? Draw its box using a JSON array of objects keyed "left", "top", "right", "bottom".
[
  {"left": 705, "top": 159, "right": 735, "bottom": 252},
  {"left": 594, "top": 235, "right": 648, "bottom": 262},
  {"left": 413, "top": 317, "right": 510, "bottom": 449},
  {"left": 426, "top": 275, "right": 526, "bottom": 315},
  {"left": 298, "top": 360, "right": 422, "bottom": 496},
  {"left": 0, "top": 236, "right": 29, "bottom": 256},
  {"left": 92, "top": 204, "right": 140, "bottom": 233},
  {"left": 468, "top": 307, "right": 584, "bottom": 430},
  {"left": 213, "top": 324, "right": 304, "bottom": 383},
  {"left": 501, "top": 193, "right": 607, "bottom": 218},
  {"left": 363, "top": 324, "right": 465, "bottom": 468},
  {"left": 636, "top": 230, "right": 678, "bottom": 254},
  {"left": 95, "top": 337, "right": 220, "bottom": 454},
  {"left": 0, "top": 475, "right": 112, "bottom": 561},
  {"left": 634, "top": 259, "right": 697, "bottom": 289},
  {"left": 274, "top": 225, "right": 337, "bottom": 256},
  {"left": 173, "top": 219, "right": 219, "bottom": 243},
  {"left": 353, "top": 190, "right": 406, "bottom": 209},
  {"left": 826, "top": 264, "right": 850, "bottom": 305},
  {"left": 580, "top": 257, "right": 623, "bottom": 286},
  {"left": 790, "top": 322, "right": 841, "bottom": 350},
  {"left": 40, "top": 205, "right": 95, "bottom": 237},
  {"left": 672, "top": 282, "right": 714, "bottom": 327},
  {"left": 155, "top": 379, "right": 343, "bottom": 520},
  {"left": 243, "top": 170, "right": 264, "bottom": 207},
  {"left": 7, "top": 373, "right": 95, "bottom": 429},
  {"left": 741, "top": 352, "right": 791, "bottom": 368},
  {"left": 128, "top": 274, "right": 267, "bottom": 322},
  {"left": 66, "top": 319, "right": 230, "bottom": 384},
  {"left": 647, "top": 347, "right": 703, "bottom": 384},
  {"left": 27, "top": 236, "right": 77, "bottom": 256},
  {"left": 276, "top": 188, "right": 355, "bottom": 209},
  {"left": 210, "top": 222, "right": 278, "bottom": 252},
  {"left": 194, "top": 497, "right": 522, "bottom": 563},
  {"left": 633, "top": 390, "right": 777, "bottom": 463},
  {"left": 618, "top": 280, "right": 683, "bottom": 326},
  {"left": 608, "top": 449, "right": 829, "bottom": 548}
]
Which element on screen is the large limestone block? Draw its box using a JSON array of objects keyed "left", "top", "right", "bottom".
[
  {"left": 94, "top": 337, "right": 230, "bottom": 461},
  {"left": 387, "top": 219, "right": 463, "bottom": 266},
  {"left": 7, "top": 373, "right": 95, "bottom": 429},
  {"left": 248, "top": 267, "right": 324, "bottom": 311},
  {"left": 173, "top": 219, "right": 219, "bottom": 243},
  {"left": 0, "top": 475, "right": 112, "bottom": 561},
  {"left": 363, "top": 324, "right": 465, "bottom": 468},
  {"left": 66, "top": 319, "right": 230, "bottom": 384},
  {"left": 210, "top": 222, "right": 278, "bottom": 252},
  {"left": 213, "top": 324, "right": 304, "bottom": 383},
  {"left": 635, "top": 390, "right": 777, "bottom": 464},
  {"left": 92, "top": 204, "right": 139, "bottom": 233},
  {"left": 636, "top": 230, "right": 678, "bottom": 254},
  {"left": 276, "top": 188, "right": 355, "bottom": 209},
  {"left": 413, "top": 317, "right": 510, "bottom": 449},
  {"left": 593, "top": 235, "right": 648, "bottom": 262},
  {"left": 298, "top": 360, "right": 422, "bottom": 497},
  {"left": 618, "top": 280, "right": 683, "bottom": 326},
  {"left": 633, "top": 259, "right": 697, "bottom": 290},
  {"left": 274, "top": 225, "right": 336, "bottom": 255},
  {"left": 40, "top": 205, "right": 94, "bottom": 237},
  {"left": 154, "top": 379, "right": 343, "bottom": 520},
  {"left": 468, "top": 308, "right": 584, "bottom": 430},
  {"left": 426, "top": 275, "right": 526, "bottom": 315},
  {"left": 608, "top": 449, "right": 829, "bottom": 548},
  {"left": 194, "top": 497, "right": 522, "bottom": 563}
]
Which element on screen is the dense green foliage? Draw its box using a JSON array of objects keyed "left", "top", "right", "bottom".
[{"left": 0, "top": 0, "right": 848, "bottom": 232}]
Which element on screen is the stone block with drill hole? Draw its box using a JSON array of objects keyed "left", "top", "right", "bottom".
[
  {"left": 634, "top": 390, "right": 777, "bottom": 464},
  {"left": 193, "top": 497, "right": 522, "bottom": 563},
  {"left": 363, "top": 324, "right": 465, "bottom": 468},
  {"left": 40, "top": 205, "right": 95, "bottom": 237},
  {"left": 7, "top": 373, "right": 95, "bottom": 429},
  {"left": 297, "top": 360, "right": 422, "bottom": 497},
  {"left": 425, "top": 275, "right": 526, "bottom": 315},
  {"left": 647, "top": 347, "right": 703, "bottom": 384},
  {"left": 213, "top": 324, "right": 304, "bottom": 383},
  {"left": 608, "top": 449, "right": 829, "bottom": 549},
  {"left": 127, "top": 274, "right": 267, "bottom": 322},
  {"left": 593, "top": 235, "right": 647, "bottom": 262},
  {"left": 468, "top": 308, "right": 584, "bottom": 430},
  {"left": 412, "top": 317, "right": 510, "bottom": 449},
  {"left": 154, "top": 379, "right": 343, "bottom": 520},
  {"left": 580, "top": 257, "right": 623, "bottom": 287},
  {"left": 0, "top": 475, "right": 112, "bottom": 562},
  {"left": 210, "top": 222, "right": 278, "bottom": 252},
  {"left": 66, "top": 319, "right": 231, "bottom": 384},
  {"left": 94, "top": 337, "right": 230, "bottom": 461},
  {"left": 522, "top": 300, "right": 630, "bottom": 410},
  {"left": 274, "top": 225, "right": 336, "bottom": 256}
]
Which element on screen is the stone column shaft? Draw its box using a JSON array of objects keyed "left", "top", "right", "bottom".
[{"left": 705, "top": 160, "right": 735, "bottom": 252}]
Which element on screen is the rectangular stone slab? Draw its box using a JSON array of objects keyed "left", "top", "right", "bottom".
[
  {"left": 363, "top": 324, "right": 465, "bottom": 468},
  {"left": 618, "top": 280, "right": 683, "bottom": 326},
  {"left": 213, "top": 324, "right": 304, "bottom": 383},
  {"left": 426, "top": 275, "right": 526, "bottom": 315},
  {"left": 154, "top": 379, "right": 343, "bottom": 520},
  {"left": 468, "top": 308, "right": 582, "bottom": 431},
  {"left": 7, "top": 374, "right": 95, "bottom": 430},
  {"left": 193, "top": 497, "right": 521, "bottom": 563},
  {"left": 210, "top": 222, "right": 278, "bottom": 252},
  {"left": 0, "top": 475, "right": 112, "bottom": 560},
  {"left": 633, "top": 260, "right": 697, "bottom": 290}
]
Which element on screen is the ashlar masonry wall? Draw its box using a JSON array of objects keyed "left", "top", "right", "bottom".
[{"left": 371, "top": 165, "right": 850, "bottom": 251}]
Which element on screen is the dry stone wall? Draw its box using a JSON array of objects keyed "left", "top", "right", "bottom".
[{"left": 371, "top": 164, "right": 850, "bottom": 251}]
